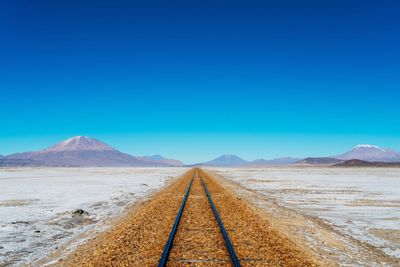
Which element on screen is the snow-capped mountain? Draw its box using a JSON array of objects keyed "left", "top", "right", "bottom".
[
  {"left": 42, "top": 136, "right": 115, "bottom": 152},
  {"left": 335, "top": 144, "right": 400, "bottom": 162},
  {"left": 7, "top": 136, "right": 180, "bottom": 167}
]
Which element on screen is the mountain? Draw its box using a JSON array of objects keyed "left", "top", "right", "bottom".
[
  {"left": 194, "top": 155, "right": 300, "bottom": 167},
  {"left": 335, "top": 144, "right": 400, "bottom": 162},
  {"left": 7, "top": 136, "right": 178, "bottom": 167},
  {"left": 138, "top": 155, "right": 183, "bottom": 166},
  {"left": 294, "top": 144, "right": 400, "bottom": 165},
  {"left": 334, "top": 159, "right": 400, "bottom": 167},
  {"left": 41, "top": 136, "right": 116, "bottom": 152},
  {"left": 295, "top": 157, "right": 343, "bottom": 165},
  {"left": 200, "top": 154, "right": 249, "bottom": 167},
  {"left": 249, "top": 157, "right": 301, "bottom": 166}
]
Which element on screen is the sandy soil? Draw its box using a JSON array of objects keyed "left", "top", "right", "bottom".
[{"left": 43, "top": 168, "right": 320, "bottom": 266}]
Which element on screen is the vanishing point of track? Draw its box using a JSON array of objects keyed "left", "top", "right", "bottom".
[{"left": 158, "top": 168, "right": 241, "bottom": 267}]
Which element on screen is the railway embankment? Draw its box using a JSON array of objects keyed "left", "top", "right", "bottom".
[{"left": 49, "top": 168, "right": 320, "bottom": 266}]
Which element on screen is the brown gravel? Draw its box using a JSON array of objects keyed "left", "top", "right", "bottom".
[
  {"left": 198, "top": 169, "right": 319, "bottom": 266},
  {"left": 167, "top": 170, "right": 231, "bottom": 266},
  {"left": 54, "top": 169, "right": 194, "bottom": 267},
  {"left": 52, "top": 168, "right": 320, "bottom": 266}
]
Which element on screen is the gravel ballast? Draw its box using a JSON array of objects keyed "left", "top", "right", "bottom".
[{"left": 52, "top": 168, "right": 320, "bottom": 266}]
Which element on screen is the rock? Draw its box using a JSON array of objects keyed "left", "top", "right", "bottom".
[{"left": 72, "top": 209, "right": 89, "bottom": 216}]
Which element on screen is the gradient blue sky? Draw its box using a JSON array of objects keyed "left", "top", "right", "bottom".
[{"left": 1, "top": 0, "right": 399, "bottom": 163}]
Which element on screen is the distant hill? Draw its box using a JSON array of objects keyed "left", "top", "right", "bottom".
[
  {"left": 335, "top": 144, "right": 400, "bottom": 162},
  {"left": 199, "top": 154, "right": 249, "bottom": 167},
  {"left": 294, "top": 144, "right": 400, "bottom": 165},
  {"left": 334, "top": 159, "right": 400, "bottom": 167},
  {"left": 196, "top": 155, "right": 301, "bottom": 167},
  {"left": 195, "top": 144, "right": 400, "bottom": 167},
  {"left": 138, "top": 155, "right": 183, "bottom": 166},
  {"left": 295, "top": 157, "right": 343, "bottom": 165},
  {"left": 249, "top": 157, "right": 301, "bottom": 166},
  {"left": 5, "top": 139, "right": 400, "bottom": 168},
  {"left": 7, "top": 136, "right": 180, "bottom": 167}
]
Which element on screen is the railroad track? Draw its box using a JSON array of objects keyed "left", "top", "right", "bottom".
[
  {"left": 158, "top": 168, "right": 241, "bottom": 267},
  {"left": 59, "top": 167, "right": 319, "bottom": 266}
]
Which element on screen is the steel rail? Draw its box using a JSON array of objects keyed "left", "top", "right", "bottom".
[
  {"left": 199, "top": 172, "right": 241, "bottom": 267},
  {"left": 157, "top": 170, "right": 195, "bottom": 267}
]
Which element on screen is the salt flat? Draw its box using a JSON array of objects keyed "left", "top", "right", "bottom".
[
  {"left": 1, "top": 167, "right": 399, "bottom": 266},
  {"left": 0, "top": 167, "right": 185, "bottom": 266},
  {"left": 211, "top": 167, "right": 400, "bottom": 262}
]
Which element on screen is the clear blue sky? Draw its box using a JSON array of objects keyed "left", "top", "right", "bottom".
[{"left": 1, "top": 0, "right": 399, "bottom": 163}]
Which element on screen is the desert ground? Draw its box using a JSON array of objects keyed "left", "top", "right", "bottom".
[
  {"left": 0, "top": 167, "right": 399, "bottom": 266},
  {"left": 209, "top": 167, "right": 400, "bottom": 266},
  {"left": 0, "top": 168, "right": 186, "bottom": 266}
]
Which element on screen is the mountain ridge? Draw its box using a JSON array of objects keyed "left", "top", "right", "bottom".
[
  {"left": 7, "top": 136, "right": 182, "bottom": 167},
  {"left": 194, "top": 144, "right": 400, "bottom": 167},
  {"left": 334, "top": 144, "right": 400, "bottom": 162},
  {"left": 3, "top": 140, "right": 400, "bottom": 167},
  {"left": 196, "top": 155, "right": 301, "bottom": 167}
]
